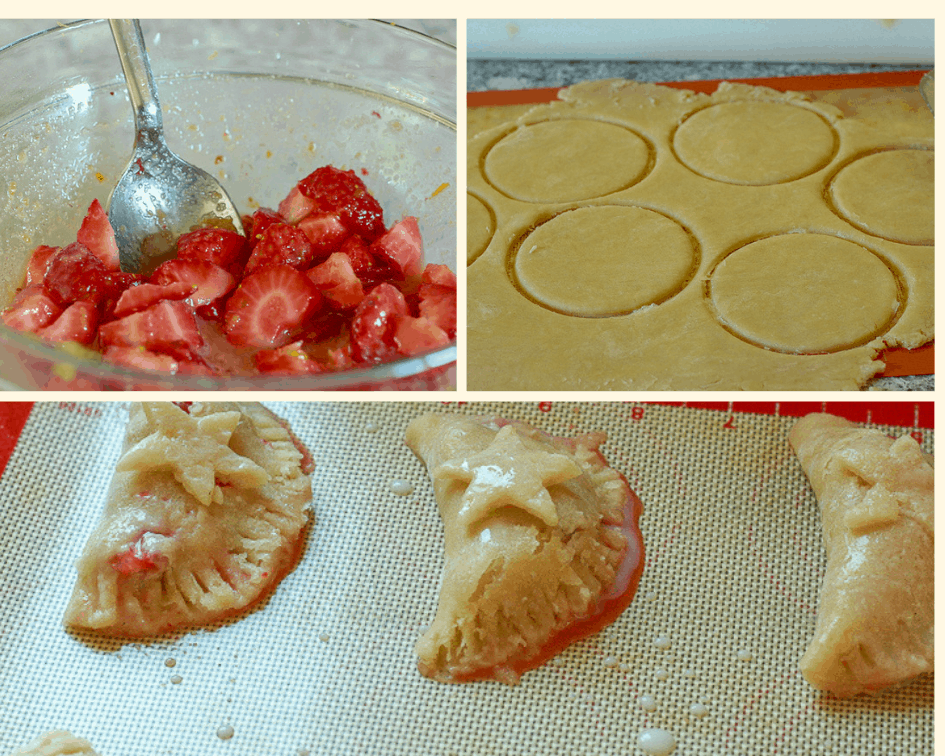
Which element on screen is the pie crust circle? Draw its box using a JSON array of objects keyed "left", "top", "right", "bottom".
[
  {"left": 467, "top": 192, "right": 495, "bottom": 265},
  {"left": 674, "top": 101, "right": 836, "bottom": 185},
  {"left": 513, "top": 205, "right": 697, "bottom": 316},
  {"left": 709, "top": 234, "right": 901, "bottom": 353},
  {"left": 484, "top": 119, "right": 652, "bottom": 203},
  {"left": 828, "top": 148, "right": 934, "bottom": 245}
]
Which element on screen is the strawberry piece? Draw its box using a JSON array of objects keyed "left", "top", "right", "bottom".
[
  {"left": 306, "top": 252, "right": 365, "bottom": 309},
  {"left": 151, "top": 259, "right": 236, "bottom": 308},
  {"left": 176, "top": 227, "right": 248, "bottom": 275},
  {"left": 100, "top": 300, "right": 203, "bottom": 358},
  {"left": 247, "top": 207, "right": 282, "bottom": 247},
  {"left": 24, "top": 245, "right": 61, "bottom": 287},
  {"left": 114, "top": 282, "right": 195, "bottom": 317},
  {"left": 43, "top": 243, "right": 137, "bottom": 311},
  {"left": 349, "top": 282, "right": 409, "bottom": 363},
  {"left": 297, "top": 166, "right": 385, "bottom": 241},
  {"left": 421, "top": 263, "right": 457, "bottom": 289},
  {"left": 104, "top": 345, "right": 181, "bottom": 373},
  {"left": 244, "top": 223, "right": 316, "bottom": 275},
  {"left": 76, "top": 199, "right": 120, "bottom": 270},
  {"left": 393, "top": 316, "right": 450, "bottom": 355},
  {"left": 2, "top": 286, "right": 62, "bottom": 333},
  {"left": 337, "top": 235, "right": 376, "bottom": 278},
  {"left": 369, "top": 217, "right": 423, "bottom": 279},
  {"left": 224, "top": 265, "right": 323, "bottom": 349},
  {"left": 278, "top": 186, "right": 316, "bottom": 224},
  {"left": 255, "top": 340, "right": 324, "bottom": 374},
  {"left": 418, "top": 284, "right": 457, "bottom": 339},
  {"left": 39, "top": 301, "right": 98, "bottom": 345},
  {"left": 298, "top": 212, "right": 349, "bottom": 257}
]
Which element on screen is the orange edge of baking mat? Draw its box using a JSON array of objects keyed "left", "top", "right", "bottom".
[
  {"left": 650, "top": 401, "right": 933, "bottom": 429},
  {"left": 468, "top": 69, "right": 934, "bottom": 378},
  {"left": 466, "top": 69, "right": 931, "bottom": 107}
]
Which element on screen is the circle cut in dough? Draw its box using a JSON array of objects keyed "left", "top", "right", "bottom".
[
  {"left": 484, "top": 119, "right": 652, "bottom": 203},
  {"left": 674, "top": 101, "right": 836, "bottom": 185},
  {"left": 828, "top": 148, "right": 934, "bottom": 245},
  {"left": 467, "top": 193, "right": 496, "bottom": 265},
  {"left": 708, "top": 233, "right": 901, "bottom": 354},
  {"left": 512, "top": 205, "right": 697, "bottom": 317}
]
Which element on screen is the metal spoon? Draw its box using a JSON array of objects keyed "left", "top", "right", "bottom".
[{"left": 107, "top": 19, "right": 244, "bottom": 274}]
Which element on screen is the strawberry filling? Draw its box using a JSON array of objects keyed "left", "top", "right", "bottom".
[{"left": 2, "top": 164, "right": 455, "bottom": 376}]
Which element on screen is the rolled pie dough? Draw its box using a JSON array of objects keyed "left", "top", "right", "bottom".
[{"left": 467, "top": 80, "right": 934, "bottom": 390}]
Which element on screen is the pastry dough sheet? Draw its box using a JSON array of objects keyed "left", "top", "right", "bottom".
[
  {"left": 0, "top": 401, "right": 932, "bottom": 755},
  {"left": 467, "top": 79, "right": 934, "bottom": 390}
]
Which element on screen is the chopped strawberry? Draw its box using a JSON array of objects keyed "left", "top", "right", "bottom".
[
  {"left": 38, "top": 301, "right": 98, "bottom": 344},
  {"left": 298, "top": 212, "right": 348, "bottom": 256},
  {"left": 255, "top": 340, "right": 324, "bottom": 374},
  {"left": 151, "top": 259, "right": 235, "bottom": 308},
  {"left": 104, "top": 345, "right": 181, "bottom": 373},
  {"left": 337, "top": 235, "right": 376, "bottom": 277},
  {"left": 325, "top": 344, "right": 357, "bottom": 372},
  {"left": 393, "top": 316, "right": 450, "bottom": 355},
  {"left": 176, "top": 227, "right": 248, "bottom": 275},
  {"left": 421, "top": 263, "right": 457, "bottom": 289},
  {"left": 297, "top": 166, "right": 385, "bottom": 241},
  {"left": 369, "top": 217, "right": 423, "bottom": 278},
  {"left": 114, "top": 282, "right": 195, "bottom": 317},
  {"left": 244, "top": 223, "right": 316, "bottom": 275},
  {"left": 418, "top": 283, "right": 457, "bottom": 339},
  {"left": 76, "top": 199, "right": 120, "bottom": 270},
  {"left": 100, "top": 300, "right": 203, "bottom": 358},
  {"left": 277, "top": 186, "right": 316, "bottom": 224},
  {"left": 224, "top": 265, "right": 323, "bottom": 349},
  {"left": 2, "top": 286, "right": 62, "bottom": 333},
  {"left": 24, "top": 245, "right": 61, "bottom": 287},
  {"left": 43, "top": 243, "right": 138, "bottom": 311},
  {"left": 306, "top": 252, "right": 365, "bottom": 309},
  {"left": 247, "top": 207, "right": 282, "bottom": 246},
  {"left": 349, "top": 282, "right": 409, "bottom": 363}
]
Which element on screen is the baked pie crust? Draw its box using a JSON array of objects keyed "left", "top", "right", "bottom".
[
  {"left": 789, "top": 413, "right": 933, "bottom": 696},
  {"left": 64, "top": 402, "right": 313, "bottom": 637},
  {"left": 406, "top": 413, "right": 644, "bottom": 683},
  {"left": 11, "top": 731, "right": 99, "bottom": 756}
]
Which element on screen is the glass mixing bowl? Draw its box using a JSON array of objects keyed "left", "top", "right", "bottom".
[{"left": 0, "top": 19, "right": 456, "bottom": 390}]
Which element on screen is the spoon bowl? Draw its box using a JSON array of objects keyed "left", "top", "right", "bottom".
[{"left": 107, "top": 19, "right": 244, "bottom": 274}]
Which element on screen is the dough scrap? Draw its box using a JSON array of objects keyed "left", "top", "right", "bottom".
[
  {"left": 64, "top": 402, "right": 313, "bottom": 637},
  {"left": 468, "top": 79, "right": 934, "bottom": 390},
  {"left": 406, "top": 413, "right": 644, "bottom": 684},
  {"left": 10, "top": 731, "right": 99, "bottom": 756},
  {"left": 789, "top": 413, "right": 933, "bottom": 697}
]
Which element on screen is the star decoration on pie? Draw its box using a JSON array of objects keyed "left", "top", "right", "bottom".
[
  {"left": 117, "top": 403, "right": 270, "bottom": 506},
  {"left": 433, "top": 425, "right": 582, "bottom": 529}
]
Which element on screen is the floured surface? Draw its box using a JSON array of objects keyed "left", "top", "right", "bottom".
[
  {"left": 0, "top": 401, "right": 932, "bottom": 755},
  {"left": 467, "top": 80, "right": 934, "bottom": 390}
]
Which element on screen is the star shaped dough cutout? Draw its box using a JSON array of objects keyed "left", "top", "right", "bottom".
[
  {"left": 117, "top": 403, "right": 270, "bottom": 506},
  {"left": 434, "top": 424, "right": 582, "bottom": 529}
]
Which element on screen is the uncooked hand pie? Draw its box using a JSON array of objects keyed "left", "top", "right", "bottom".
[
  {"left": 467, "top": 79, "right": 934, "bottom": 389},
  {"left": 10, "top": 731, "right": 99, "bottom": 756},
  {"left": 405, "top": 413, "right": 644, "bottom": 684},
  {"left": 64, "top": 402, "right": 313, "bottom": 637},
  {"left": 789, "top": 413, "right": 933, "bottom": 697}
]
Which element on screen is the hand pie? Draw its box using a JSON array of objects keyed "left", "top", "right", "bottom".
[
  {"left": 406, "top": 413, "right": 645, "bottom": 684},
  {"left": 789, "top": 413, "right": 933, "bottom": 697},
  {"left": 64, "top": 402, "right": 313, "bottom": 637},
  {"left": 11, "top": 731, "right": 99, "bottom": 756}
]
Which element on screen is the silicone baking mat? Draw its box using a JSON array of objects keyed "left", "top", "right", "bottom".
[
  {"left": 467, "top": 71, "right": 934, "bottom": 381},
  {"left": 0, "top": 401, "right": 933, "bottom": 755}
]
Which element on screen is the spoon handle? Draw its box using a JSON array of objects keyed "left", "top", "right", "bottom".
[{"left": 108, "top": 19, "right": 163, "bottom": 136}]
